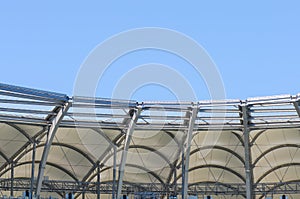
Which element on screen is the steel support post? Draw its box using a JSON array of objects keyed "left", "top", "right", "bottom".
[
  {"left": 30, "top": 141, "right": 37, "bottom": 199},
  {"left": 241, "top": 105, "right": 254, "bottom": 199},
  {"left": 97, "top": 163, "right": 100, "bottom": 199},
  {"left": 174, "top": 166, "right": 177, "bottom": 196},
  {"left": 116, "top": 107, "right": 141, "bottom": 199},
  {"left": 293, "top": 101, "right": 300, "bottom": 117},
  {"left": 112, "top": 146, "right": 117, "bottom": 199},
  {"left": 36, "top": 102, "right": 70, "bottom": 198},
  {"left": 181, "top": 150, "right": 185, "bottom": 198},
  {"left": 182, "top": 107, "right": 198, "bottom": 199},
  {"left": 10, "top": 161, "right": 14, "bottom": 197}
]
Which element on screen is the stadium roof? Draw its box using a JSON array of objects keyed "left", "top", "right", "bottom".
[{"left": 0, "top": 83, "right": 300, "bottom": 199}]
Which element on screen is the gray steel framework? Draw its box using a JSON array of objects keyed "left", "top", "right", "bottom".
[
  {"left": 116, "top": 107, "right": 141, "bottom": 199},
  {"left": 1, "top": 178, "right": 300, "bottom": 198},
  {"left": 36, "top": 101, "right": 71, "bottom": 197},
  {"left": 1, "top": 83, "right": 300, "bottom": 198},
  {"left": 241, "top": 105, "right": 254, "bottom": 199},
  {"left": 182, "top": 107, "right": 197, "bottom": 199}
]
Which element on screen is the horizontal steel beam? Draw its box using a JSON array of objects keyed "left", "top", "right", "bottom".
[
  {"left": 0, "top": 83, "right": 68, "bottom": 102},
  {"left": 1, "top": 178, "right": 300, "bottom": 196}
]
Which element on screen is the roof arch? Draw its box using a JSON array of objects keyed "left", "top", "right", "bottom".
[
  {"left": 0, "top": 126, "right": 47, "bottom": 172},
  {"left": 88, "top": 163, "right": 165, "bottom": 185},
  {"left": 0, "top": 150, "right": 9, "bottom": 162},
  {"left": 176, "top": 164, "right": 246, "bottom": 183},
  {"left": 1, "top": 83, "right": 300, "bottom": 197},
  {"left": 14, "top": 142, "right": 96, "bottom": 166},
  {"left": 177, "top": 145, "right": 245, "bottom": 167},
  {"left": 256, "top": 163, "right": 300, "bottom": 184},
  {"left": 101, "top": 145, "right": 174, "bottom": 169},
  {"left": 90, "top": 127, "right": 116, "bottom": 146},
  {"left": 0, "top": 161, "right": 79, "bottom": 181},
  {"left": 5, "top": 122, "right": 33, "bottom": 142},
  {"left": 253, "top": 144, "right": 300, "bottom": 166},
  {"left": 250, "top": 130, "right": 267, "bottom": 144}
]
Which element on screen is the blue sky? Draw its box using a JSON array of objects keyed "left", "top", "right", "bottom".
[{"left": 0, "top": 1, "right": 299, "bottom": 101}]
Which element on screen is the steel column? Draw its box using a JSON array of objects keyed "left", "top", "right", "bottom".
[
  {"left": 10, "top": 161, "right": 14, "bottom": 197},
  {"left": 174, "top": 166, "right": 177, "bottom": 197},
  {"left": 112, "top": 146, "right": 117, "bottom": 199},
  {"left": 182, "top": 107, "right": 198, "bottom": 199},
  {"left": 293, "top": 101, "right": 300, "bottom": 117},
  {"left": 241, "top": 105, "right": 254, "bottom": 199},
  {"left": 36, "top": 102, "right": 70, "bottom": 198},
  {"left": 30, "top": 141, "right": 37, "bottom": 199},
  {"left": 116, "top": 107, "right": 141, "bottom": 199},
  {"left": 97, "top": 163, "right": 100, "bottom": 199},
  {"left": 181, "top": 149, "right": 185, "bottom": 198}
]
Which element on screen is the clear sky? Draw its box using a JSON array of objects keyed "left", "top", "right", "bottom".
[{"left": 0, "top": 1, "right": 299, "bottom": 101}]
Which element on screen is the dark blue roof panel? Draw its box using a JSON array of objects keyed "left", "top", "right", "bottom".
[{"left": 0, "top": 83, "right": 69, "bottom": 102}]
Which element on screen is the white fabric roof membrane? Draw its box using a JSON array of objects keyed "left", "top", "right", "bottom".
[{"left": 0, "top": 83, "right": 300, "bottom": 199}]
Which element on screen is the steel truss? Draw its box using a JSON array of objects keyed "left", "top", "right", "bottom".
[
  {"left": 1, "top": 83, "right": 300, "bottom": 131},
  {"left": 1, "top": 179, "right": 300, "bottom": 197},
  {"left": 1, "top": 83, "right": 300, "bottom": 199}
]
